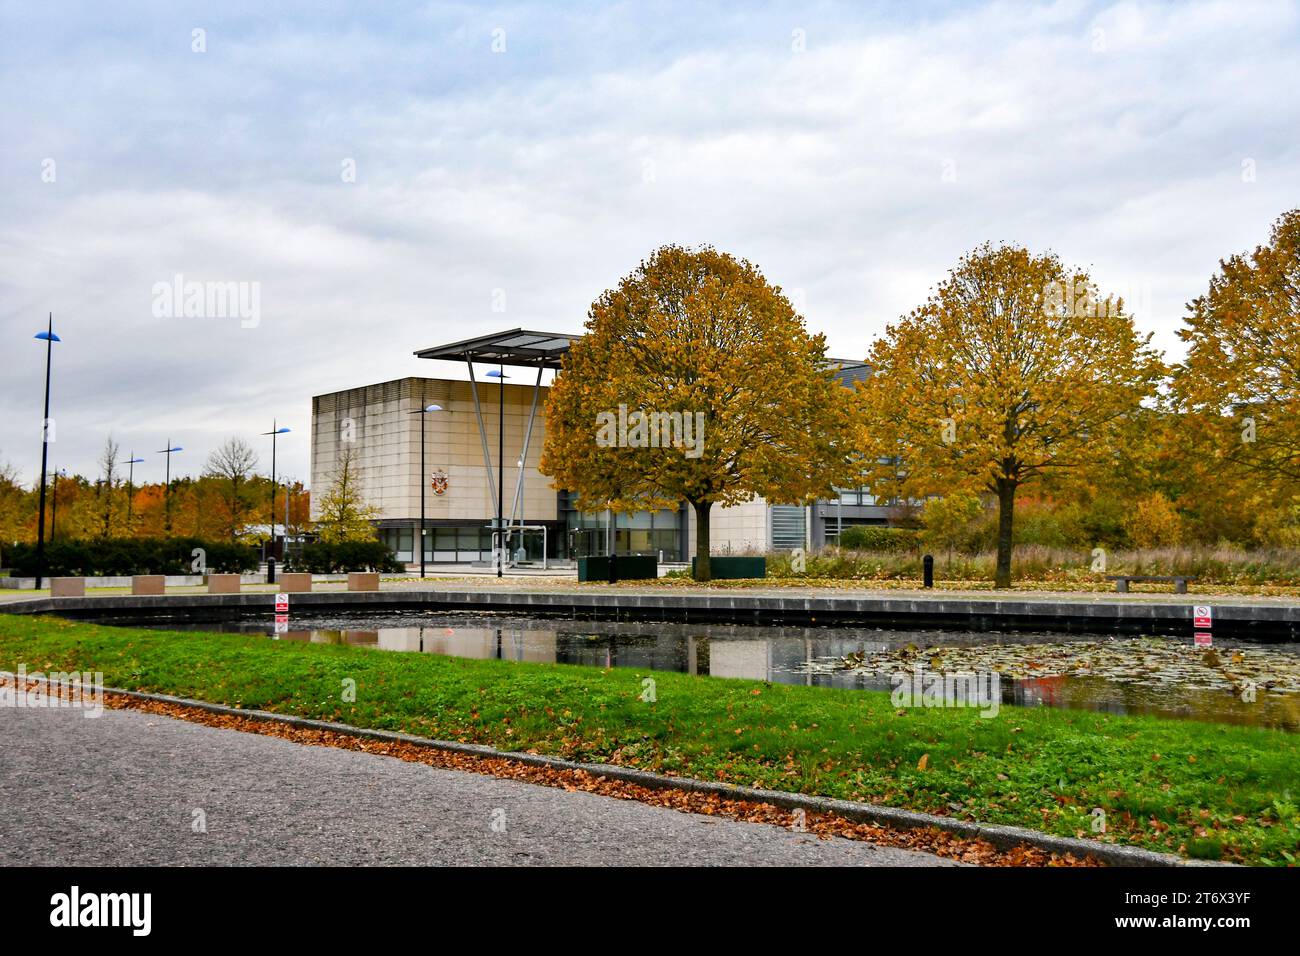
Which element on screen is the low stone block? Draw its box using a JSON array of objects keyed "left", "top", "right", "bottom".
[
  {"left": 279, "top": 572, "right": 312, "bottom": 593},
  {"left": 207, "top": 574, "right": 241, "bottom": 594},
  {"left": 132, "top": 575, "right": 165, "bottom": 596},
  {"left": 50, "top": 577, "right": 85, "bottom": 597},
  {"left": 347, "top": 572, "right": 379, "bottom": 592}
]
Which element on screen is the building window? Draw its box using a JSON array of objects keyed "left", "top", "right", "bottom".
[{"left": 770, "top": 505, "right": 806, "bottom": 550}]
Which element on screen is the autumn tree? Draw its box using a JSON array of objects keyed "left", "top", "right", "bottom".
[
  {"left": 282, "top": 480, "right": 313, "bottom": 537},
  {"left": 314, "top": 446, "right": 379, "bottom": 543},
  {"left": 1175, "top": 209, "right": 1300, "bottom": 495},
  {"left": 49, "top": 472, "right": 92, "bottom": 540},
  {"left": 857, "top": 243, "right": 1165, "bottom": 587},
  {"left": 96, "top": 435, "right": 124, "bottom": 539},
  {"left": 204, "top": 437, "right": 260, "bottom": 541},
  {"left": 0, "top": 455, "right": 29, "bottom": 565},
  {"left": 540, "top": 244, "right": 856, "bottom": 581}
]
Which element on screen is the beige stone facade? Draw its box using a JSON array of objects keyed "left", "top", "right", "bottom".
[
  {"left": 311, "top": 377, "right": 561, "bottom": 564},
  {"left": 311, "top": 377, "right": 557, "bottom": 522}
]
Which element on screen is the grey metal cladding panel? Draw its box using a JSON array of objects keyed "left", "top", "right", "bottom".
[{"left": 525, "top": 337, "right": 574, "bottom": 351}]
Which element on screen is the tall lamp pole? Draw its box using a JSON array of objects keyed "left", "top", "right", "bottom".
[
  {"left": 157, "top": 441, "right": 183, "bottom": 532},
  {"left": 120, "top": 454, "right": 145, "bottom": 527},
  {"left": 33, "top": 314, "right": 60, "bottom": 590},
  {"left": 50, "top": 468, "right": 67, "bottom": 542},
  {"left": 262, "top": 422, "right": 290, "bottom": 559},
  {"left": 486, "top": 368, "right": 510, "bottom": 578},
  {"left": 409, "top": 403, "right": 443, "bottom": 578}
]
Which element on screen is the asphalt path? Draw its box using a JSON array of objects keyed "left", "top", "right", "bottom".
[{"left": 1, "top": 699, "right": 957, "bottom": 866}]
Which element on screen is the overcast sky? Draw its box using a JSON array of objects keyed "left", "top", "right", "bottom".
[{"left": 2, "top": 0, "right": 1297, "bottom": 486}]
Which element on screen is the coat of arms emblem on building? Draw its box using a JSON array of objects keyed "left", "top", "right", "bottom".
[{"left": 430, "top": 469, "right": 449, "bottom": 496}]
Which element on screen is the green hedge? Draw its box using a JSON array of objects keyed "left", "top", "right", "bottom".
[
  {"left": 286, "top": 540, "right": 403, "bottom": 574},
  {"left": 8, "top": 538, "right": 259, "bottom": 576},
  {"left": 690, "top": 556, "right": 767, "bottom": 579},
  {"left": 577, "top": 555, "right": 658, "bottom": 582},
  {"left": 836, "top": 525, "right": 920, "bottom": 553}
]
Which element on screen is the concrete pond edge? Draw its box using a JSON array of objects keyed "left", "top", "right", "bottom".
[{"left": 5, "top": 588, "right": 1298, "bottom": 638}]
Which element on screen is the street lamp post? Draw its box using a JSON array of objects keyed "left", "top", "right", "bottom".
[
  {"left": 120, "top": 454, "right": 145, "bottom": 527},
  {"left": 33, "top": 314, "right": 60, "bottom": 590},
  {"left": 486, "top": 368, "right": 509, "bottom": 577},
  {"left": 261, "top": 423, "right": 291, "bottom": 560},
  {"left": 409, "top": 403, "right": 444, "bottom": 579},
  {"left": 50, "top": 468, "right": 67, "bottom": 542},
  {"left": 157, "top": 441, "right": 183, "bottom": 532}
]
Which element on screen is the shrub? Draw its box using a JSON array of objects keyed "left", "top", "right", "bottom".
[
  {"left": 7, "top": 538, "right": 259, "bottom": 576},
  {"left": 1124, "top": 493, "right": 1184, "bottom": 549},
  {"left": 287, "top": 540, "right": 403, "bottom": 574},
  {"left": 836, "top": 525, "right": 920, "bottom": 553},
  {"left": 920, "top": 494, "right": 984, "bottom": 558},
  {"left": 1248, "top": 499, "right": 1300, "bottom": 548}
]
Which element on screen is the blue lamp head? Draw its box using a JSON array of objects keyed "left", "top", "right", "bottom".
[
  {"left": 486, "top": 370, "right": 509, "bottom": 379},
  {"left": 34, "top": 331, "right": 61, "bottom": 342},
  {"left": 275, "top": 427, "right": 291, "bottom": 434},
  {"left": 425, "top": 404, "right": 443, "bottom": 412}
]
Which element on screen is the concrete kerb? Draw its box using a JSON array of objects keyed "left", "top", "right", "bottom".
[
  {"left": 19, "top": 675, "right": 1223, "bottom": 868},
  {"left": 4, "top": 587, "right": 1300, "bottom": 636}
]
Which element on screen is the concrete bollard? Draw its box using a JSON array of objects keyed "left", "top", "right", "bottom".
[
  {"left": 279, "top": 572, "right": 312, "bottom": 593},
  {"left": 50, "top": 577, "right": 86, "bottom": 598},
  {"left": 132, "top": 575, "right": 165, "bottom": 596},
  {"left": 207, "top": 574, "right": 241, "bottom": 594},
  {"left": 346, "top": 572, "right": 379, "bottom": 592}
]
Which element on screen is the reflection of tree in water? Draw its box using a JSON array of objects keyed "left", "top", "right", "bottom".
[{"left": 1009, "top": 674, "right": 1300, "bottom": 731}]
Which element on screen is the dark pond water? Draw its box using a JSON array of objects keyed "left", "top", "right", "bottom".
[{"left": 113, "top": 611, "right": 1300, "bottom": 731}]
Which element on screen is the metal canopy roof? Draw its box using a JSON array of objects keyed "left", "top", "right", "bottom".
[
  {"left": 416, "top": 328, "right": 870, "bottom": 382},
  {"left": 414, "top": 328, "right": 579, "bottom": 369},
  {"left": 828, "top": 358, "right": 871, "bottom": 387}
]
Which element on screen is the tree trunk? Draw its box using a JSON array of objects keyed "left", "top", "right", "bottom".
[
  {"left": 994, "top": 477, "right": 1016, "bottom": 588},
  {"left": 692, "top": 500, "right": 712, "bottom": 582}
]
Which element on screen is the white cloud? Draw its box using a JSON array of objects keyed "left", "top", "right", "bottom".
[{"left": 1, "top": 0, "right": 1297, "bottom": 481}]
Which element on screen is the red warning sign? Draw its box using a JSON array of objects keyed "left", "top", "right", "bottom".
[
  {"left": 1194, "top": 632, "right": 1213, "bottom": 647},
  {"left": 1193, "top": 605, "right": 1212, "bottom": 629},
  {"left": 275, "top": 593, "right": 289, "bottom": 613}
]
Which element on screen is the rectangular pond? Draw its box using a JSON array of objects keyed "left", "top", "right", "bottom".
[{"left": 99, "top": 609, "right": 1300, "bottom": 731}]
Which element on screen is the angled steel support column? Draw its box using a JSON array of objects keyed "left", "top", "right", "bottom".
[
  {"left": 508, "top": 365, "right": 544, "bottom": 529},
  {"left": 466, "top": 359, "right": 499, "bottom": 526}
]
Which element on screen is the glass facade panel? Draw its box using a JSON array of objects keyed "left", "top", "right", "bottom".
[{"left": 560, "top": 492, "right": 683, "bottom": 560}]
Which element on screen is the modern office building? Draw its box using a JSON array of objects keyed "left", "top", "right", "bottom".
[{"left": 309, "top": 329, "right": 901, "bottom": 566}]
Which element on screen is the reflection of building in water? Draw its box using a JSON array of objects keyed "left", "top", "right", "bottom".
[
  {"left": 708, "top": 640, "right": 772, "bottom": 681},
  {"left": 376, "top": 626, "right": 557, "bottom": 662},
  {"left": 553, "top": 630, "right": 697, "bottom": 673},
  {"left": 277, "top": 630, "right": 378, "bottom": 645}
]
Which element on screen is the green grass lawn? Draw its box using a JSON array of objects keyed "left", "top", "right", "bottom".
[{"left": 2, "top": 614, "right": 1298, "bottom": 865}]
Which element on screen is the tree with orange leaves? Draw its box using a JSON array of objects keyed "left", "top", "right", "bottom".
[
  {"left": 1174, "top": 209, "right": 1300, "bottom": 494},
  {"left": 857, "top": 243, "right": 1165, "bottom": 587},
  {"left": 541, "top": 244, "right": 856, "bottom": 581}
]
